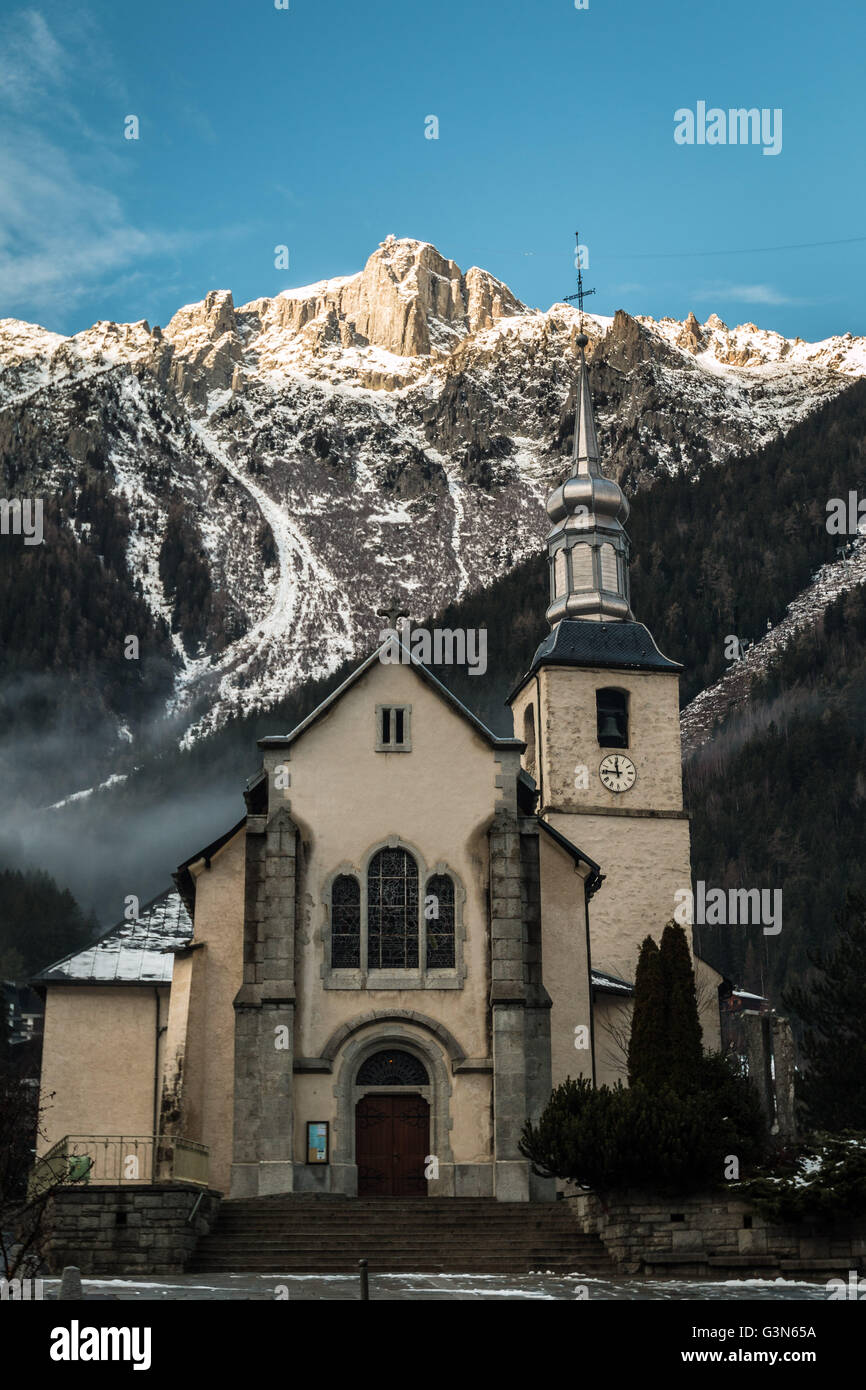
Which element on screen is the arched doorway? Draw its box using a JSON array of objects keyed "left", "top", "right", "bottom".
[{"left": 355, "top": 1049, "right": 430, "bottom": 1196}]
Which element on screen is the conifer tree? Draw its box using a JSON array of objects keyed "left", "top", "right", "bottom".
[
  {"left": 659, "top": 921, "right": 703, "bottom": 1091},
  {"left": 784, "top": 891, "right": 866, "bottom": 1131},
  {"left": 627, "top": 936, "right": 667, "bottom": 1089}
]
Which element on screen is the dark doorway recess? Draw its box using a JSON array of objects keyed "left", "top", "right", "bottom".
[{"left": 355, "top": 1093, "right": 429, "bottom": 1196}]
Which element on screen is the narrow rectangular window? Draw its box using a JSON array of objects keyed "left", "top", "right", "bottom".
[{"left": 377, "top": 705, "right": 411, "bottom": 751}]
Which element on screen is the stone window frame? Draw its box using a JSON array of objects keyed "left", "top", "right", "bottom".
[
  {"left": 320, "top": 835, "right": 466, "bottom": 990},
  {"left": 596, "top": 685, "right": 630, "bottom": 750},
  {"left": 375, "top": 703, "right": 412, "bottom": 752}
]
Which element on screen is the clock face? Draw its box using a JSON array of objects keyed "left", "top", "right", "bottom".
[{"left": 599, "top": 753, "right": 636, "bottom": 793}]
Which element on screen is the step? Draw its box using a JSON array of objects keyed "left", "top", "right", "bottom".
[
  {"left": 213, "top": 1217, "right": 579, "bottom": 1230},
  {"left": 187, "top": 1259, "right": 607, "bottom": 1271},
  {"left": 189, "top": 1196, "right": 615, "bottom": 1276},
  {"left": 187, "top": 1264, "right": 609, "bottom": 1276}
]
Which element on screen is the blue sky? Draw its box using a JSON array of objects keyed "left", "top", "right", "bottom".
[{"left": 1, "top": 0, "right": 863, "bottom": 340}]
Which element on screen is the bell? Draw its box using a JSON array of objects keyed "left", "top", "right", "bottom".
[{"left": 599, "top": 714, "right": 622, "bottom": 743}]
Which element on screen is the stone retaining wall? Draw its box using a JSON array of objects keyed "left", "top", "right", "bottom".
[
  {"left": 43, "top": 1184, "right": 222, "bottom": 1276},
  {"left": 567, "top": 1189, "right": 866, "bottom": 1281}
]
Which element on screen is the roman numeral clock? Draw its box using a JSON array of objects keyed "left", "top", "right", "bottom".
[{"left": 599, "top": 753, "right": 636, "bottom": 793}]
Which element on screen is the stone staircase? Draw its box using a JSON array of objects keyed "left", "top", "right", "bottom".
[{"left": 188, "top": 1196, "right": 615, "bottom": 1275}]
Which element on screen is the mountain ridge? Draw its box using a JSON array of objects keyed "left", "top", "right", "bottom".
[{"left": 3, "top": 235, "right": 866, "bottom": 757}]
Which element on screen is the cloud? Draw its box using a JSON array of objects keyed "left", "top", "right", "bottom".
[
  {"left": 0, "top": 134, "right": 188, "bottom": 316},
  {"left": 691, "top": 284, "right": 795, "bottom": 307},
  {"left": 0, "top": 9, "right": 209, "bottom": 322},
  {"left": 0, "top": 10, "right": 68, "bottom": 110}
]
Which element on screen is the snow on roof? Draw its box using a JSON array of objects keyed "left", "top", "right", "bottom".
[
  {"left": 591, "top": 969, "right": 634, "bottom": 995},
  {"left": 34, "top": 890, "right": 192, "bottom": 986}
]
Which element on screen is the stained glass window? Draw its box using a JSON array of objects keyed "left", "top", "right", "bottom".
[
  {"left": 426, "top": 874, "right": 455, "bottom": 968},
  {"left": 331, "top": 874, "right": 361, "bottom": 967},
  {"left": 367, "top": 848, "right": 419, "bottom": 969},
  {"left": 356, "top": 1049, "right": 429, "bottom": 1086}
]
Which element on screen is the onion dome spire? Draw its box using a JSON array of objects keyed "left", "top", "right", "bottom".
[{"left": 544, "top": 327, "right": 633, "bottom": 625}]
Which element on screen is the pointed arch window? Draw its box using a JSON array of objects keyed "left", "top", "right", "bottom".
[
  {"left": 331, "top": 874, "right": 361, "bottom": 967},
  {"left": 425, "top": 874, "right": 455, "bottom": 968},
  {"left": 324, "top": 846, "right": 464, "bottom": 988},
  {"left": 367, "top": 848, "right": 419, "bottom": 969}
]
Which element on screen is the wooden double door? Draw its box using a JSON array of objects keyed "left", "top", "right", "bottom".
[{"left": 355, "top": 1093, "right": 429, "bottom": 1196}]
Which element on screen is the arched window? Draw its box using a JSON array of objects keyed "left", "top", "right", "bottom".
[
  {"left": 356, "top": 1049, "right": 429, "bottom": 1086},
  {"left": 367, "top": 848, "right": 419, "bottom": 969},
  {"left": 554, "top": 548, "right": 568, "bottom": 596},
  {"left": 523, "top": 705, "right": 537, "bottom": 780},
  {"left": 425, "top": 874, "right": 455, "bottom": 969},
  {"left": 600, "top": 543, "right": 618, "bottom": 592},
  {"left": 571, "top": 543, "right": 593, "bottom": 590},
  {"left": 331, "top": 874, "right": 361, "bottom": 967},
  {"left": 597, "top": 688, "right": 629, "bottom": 748}
]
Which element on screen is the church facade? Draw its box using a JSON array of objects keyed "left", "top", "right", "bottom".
[{"left": 36, "top": 334, "right": 722, "bottom": 1201}]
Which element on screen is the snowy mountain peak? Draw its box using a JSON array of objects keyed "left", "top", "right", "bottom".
[
  {"left": 229, "top": 236, "right": 528, "bottom": 379},
  {"left": 641, "top": 310, "right": 866, "bottom": 376},
  {"left": 3, "top": 240, "right": 866, "bottom": 404},
  {"left": 3, "top": 238, "right": 866, "bottom": 746}
]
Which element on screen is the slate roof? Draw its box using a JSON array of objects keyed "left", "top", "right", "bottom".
[
  {"left": 32, "top": 890, "right": 192, "bottom": 987},
  {"left": 509, "top": 619, "right": 682, "bottom": 699},
  {"left": 259, "top": 639, "right": 523, "bottom": 752}
]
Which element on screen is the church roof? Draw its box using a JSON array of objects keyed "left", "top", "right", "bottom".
[
  {"left": 536, "top": 818, "right": 604, "bottom": 898},
  {"left": 259, "top": 639, "right": 524, "bottom": 752},
  {"left": 173, "top": 816, "right": 248, "bottom": 914},
  {"left": 32, "top": 889, "right": 192, "bottom": 987},
  {"left": 591, "top": 968, "right": 634, "bottom": 996},
  {"left": 509, "top": 619, "right": 682, "bottom": 700}
]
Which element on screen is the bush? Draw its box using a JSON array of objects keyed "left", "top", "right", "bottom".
[
  {"left": 520, "top": 1057, "right": 768, "bottom": 1196},
  {"left": 742, "top": 1133, "right": 866, "bottom": 1223}
]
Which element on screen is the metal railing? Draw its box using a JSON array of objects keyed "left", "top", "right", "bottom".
[
  {"left": 29, "top": 1134, "right": 209, "bottom": 1196},
  {"left": 169, "top": 1138, "right": 209, "bottom": 1186}
]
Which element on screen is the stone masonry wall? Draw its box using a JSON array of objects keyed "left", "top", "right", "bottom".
[
  {"left": 43, "top": 1184, "right": 221, "bottom": 1276},
  {"left": 568, "top": 1189, "right": 866, "bottom": 1281}
]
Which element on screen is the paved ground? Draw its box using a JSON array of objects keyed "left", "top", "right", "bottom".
[{"left": 40, "top": 1272, "right": 832, "bottom": 1301}]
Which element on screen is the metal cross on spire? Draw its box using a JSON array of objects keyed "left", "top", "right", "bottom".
[
  {"left": 563, "top": 230, "right": 595, "bottom": 335},
  {"left": 377, "top": 598, "right": 409, "bottom": 630}
]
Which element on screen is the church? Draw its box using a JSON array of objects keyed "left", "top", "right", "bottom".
[{"left": 35, "top": 332, "right": 722, "bottom": 1202}]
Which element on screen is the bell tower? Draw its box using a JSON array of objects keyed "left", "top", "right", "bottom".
[
  {"left": 545, "top": 331, "right": 633, "bottom": 625},
  {"left": 509, "top": 306, "right": 697, "bottom": 1008}
]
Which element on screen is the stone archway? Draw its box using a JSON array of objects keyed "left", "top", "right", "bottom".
[
  {"left": 331, "top": 1026, "right": 455, "bottom": 1197},
  {"left": 355, "top": 1049, "right": 430, "bottom": 1197}
]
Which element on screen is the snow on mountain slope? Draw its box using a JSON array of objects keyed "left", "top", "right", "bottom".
[
  {"left": 2, "top": 235, "right": 865, "bottom": 747},
  {"left": 681, "top": 538, "right": 866, "bottom": 759}
]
